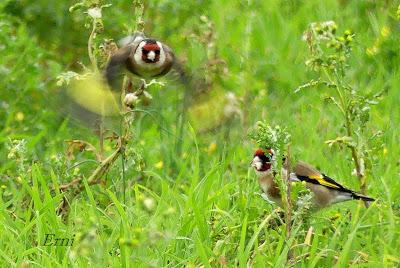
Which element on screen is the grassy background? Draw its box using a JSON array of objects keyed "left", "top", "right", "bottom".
[{"left": 0, "top": 0, "right": 399, "bottom": 266}]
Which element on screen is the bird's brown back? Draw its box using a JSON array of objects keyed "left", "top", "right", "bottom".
[{"left": 294, "top": 161, "right": 322, "bottom": 177}]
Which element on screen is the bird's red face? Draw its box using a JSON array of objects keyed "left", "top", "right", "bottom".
[
  {"left": 252, "top": 148, "right": 274, "bottom": 172},
  {"left": 141, "top": 39, "right": 161, "bottom": 63}
]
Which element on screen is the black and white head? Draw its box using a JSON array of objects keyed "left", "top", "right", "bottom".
[
  {"left": 134, "top": 39, "right": 166, "bottom": 67},
  {"left": 251, "top": 148, "right": 275, "bottom": 175}
]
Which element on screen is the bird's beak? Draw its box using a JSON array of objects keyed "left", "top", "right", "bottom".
[{"left": 148, "top": 51, "right": 156, "bottom": 61}]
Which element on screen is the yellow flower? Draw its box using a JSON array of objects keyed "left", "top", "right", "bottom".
[
  {"left": 366, "top": 46, "right": 378, "bottom": 56},
  {"left": 155, "top": 161, "right": 164, "bottom": 169},
  {"left": 143, "top": 197, "right": 155, "bottom": 211},
  {"left": 133, "top": 228, "right": 143, "bottom": 235},
  {"left": 15, "top": 112, "right": 24, "bottom": 121},
  {"left": 381, "top": 26, "right": 391, "bottom": 38},
  {"left": 206, "top": 142, "right": 217, "bottom": 154}
]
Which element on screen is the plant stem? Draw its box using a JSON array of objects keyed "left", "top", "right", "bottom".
[
  {"left": 88, "top": 19, "right": 98, "bottom": 71},
  {"left": 120, "top": 117, "right": 126, "bottom": 204},
  {"left": 326, "top": 68, "right": 369, "bottom": 206},
  {"left": 120, "top": 77, "right": 129, "bottom": 204},
  {"left": 284, "top": 146, "right": 294, "bottom": 262}
]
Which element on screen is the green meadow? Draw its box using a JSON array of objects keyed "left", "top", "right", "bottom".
[{"left": 0, "top": 0, "right": 399, "bottom": 267}]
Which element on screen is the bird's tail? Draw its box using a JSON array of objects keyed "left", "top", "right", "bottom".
[{"left": 351, "top": 192, "right": 375, "bottom": 202}]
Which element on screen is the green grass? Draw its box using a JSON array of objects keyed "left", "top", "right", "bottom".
[{"left": 1, "top": 0, "right": 399, "bottom": 267}]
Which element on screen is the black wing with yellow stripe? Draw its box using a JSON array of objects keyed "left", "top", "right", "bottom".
[
  {"left": 294, "top": 161, "right": 352, "bottom": 192},
  {"left": 296, "top": 174, "right": 353, "bottom": 194},
  {"left": 294, "top": 162, "right": 376, "bottom": 201}
]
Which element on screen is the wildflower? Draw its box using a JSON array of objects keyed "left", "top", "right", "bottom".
[
  {"left": 381, "top": 26, "right": 391, "bottom": 38},
  {"left": 206, "top": 142, "right": 217, "bottom": 154},
  {"left": 15, "top": 112, "right": 24, "bottom": 121},
  {"left": 7, "top": 139, "right": 27, "bottom": 160},
  {"left": 163, "top": 207, "right": 176, "bottom": 216},
  {"left": 143, "top": 197, "right": 155, "bottom": 211},
  {"left": 133, "top": 228, "right": 143, "bottom": 235},
  {"left": 154, "top": 161, "right": 163, "bottom": 169},
  {"left": 119, "top": 238, "right": 139, "bottom": 247},
  {"left": 366, "top": 46, "right": 378, "bottom": 56},
  {"left": 397, "top": 5, "right": 400, "bottom": 20},
  {"left": 73, "top": 167, "right": 80, "bottom": 176},
  {"left": 383, "top": 147, "right": 388, "bottom": 156}
]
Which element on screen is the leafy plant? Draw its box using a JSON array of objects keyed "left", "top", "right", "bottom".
[
  {"left": 297, "top": 21, "right": 385, "bottom": 204},
  {"left": 249, "top": 122, "right": 291, "bottom": 158},
  {"left": 56, "top": 0, "right": 149, "bottom": 209},
  {"left": 248, "top": 122, "right": 295, "bottom": 261}
]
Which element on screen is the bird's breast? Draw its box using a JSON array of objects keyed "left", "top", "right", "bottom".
[{"left": 258, "top": 175, "right": 281, "bottom": 199}]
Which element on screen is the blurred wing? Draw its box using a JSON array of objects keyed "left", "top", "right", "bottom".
[
  {"left": 67, "top": 72, "right": 121, "bottom": 116},
  {"left": 104, "top": 45, "right": 134, "bottom": 89},
  {"left": 118, "top": 32, "right": 145, "bottom": 47}
]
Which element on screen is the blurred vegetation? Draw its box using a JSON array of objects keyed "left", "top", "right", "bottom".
[{"left": 0, "top": 0, "right": 399, "bottom": 266}]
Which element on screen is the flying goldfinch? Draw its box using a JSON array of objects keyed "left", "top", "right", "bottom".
[
  {"left": 290, "top": 161, "right": 375, "bottom": 208},
  {"left": 105, "top": 32, "right": 175, "bottom": 89},
  {"left": 251, "top": 148, "right": 283, "bottom": 207}
]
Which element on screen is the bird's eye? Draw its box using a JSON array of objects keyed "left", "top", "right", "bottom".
[
  {"left": 155, "top": 50, "right": 160, "bottom": 55},
  {"left": 142, "top": 48, "right": 149, "bottom": 54},
  {"left": 260, "top": 154, "right": 270, "bottom": 163}
]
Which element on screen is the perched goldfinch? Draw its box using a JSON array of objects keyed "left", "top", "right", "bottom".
[
  {"left": 290, "top": 161, "right": 375, "bottom": 208},
  {"left": 251, "top": 148, "right": 283, "bottom": 207},
  {"left": 251, "top": 149, "right": 376, "bottom": 209}
]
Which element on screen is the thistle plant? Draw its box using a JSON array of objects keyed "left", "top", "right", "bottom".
[
  {"left": 6, "top": 139, "right": 28, "bottom": 174},
  {"left": 56, "top": 0, "right": 148, "bottom": 210},
  {"left": 297, "top": 21, "right": 385, "bottom": 206},
  {"left": 249, "top": 122, "right": 294, "bottom": 259},
  {"left": 248, "top": 123, "right": 291, "bottom": 213}
]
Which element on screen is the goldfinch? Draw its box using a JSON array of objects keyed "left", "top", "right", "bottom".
[
  {"left": 251, "top": 149, "right": 376, "bottom": 209},
  {"left": 251, "top": 148, "right": 283, "bottom": 207},
  {"left": 105, "top": 32, "right": 175, "bottom": 89},
  {"left": 290, "top": 161, "right": 375, "bottom": 208}
]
